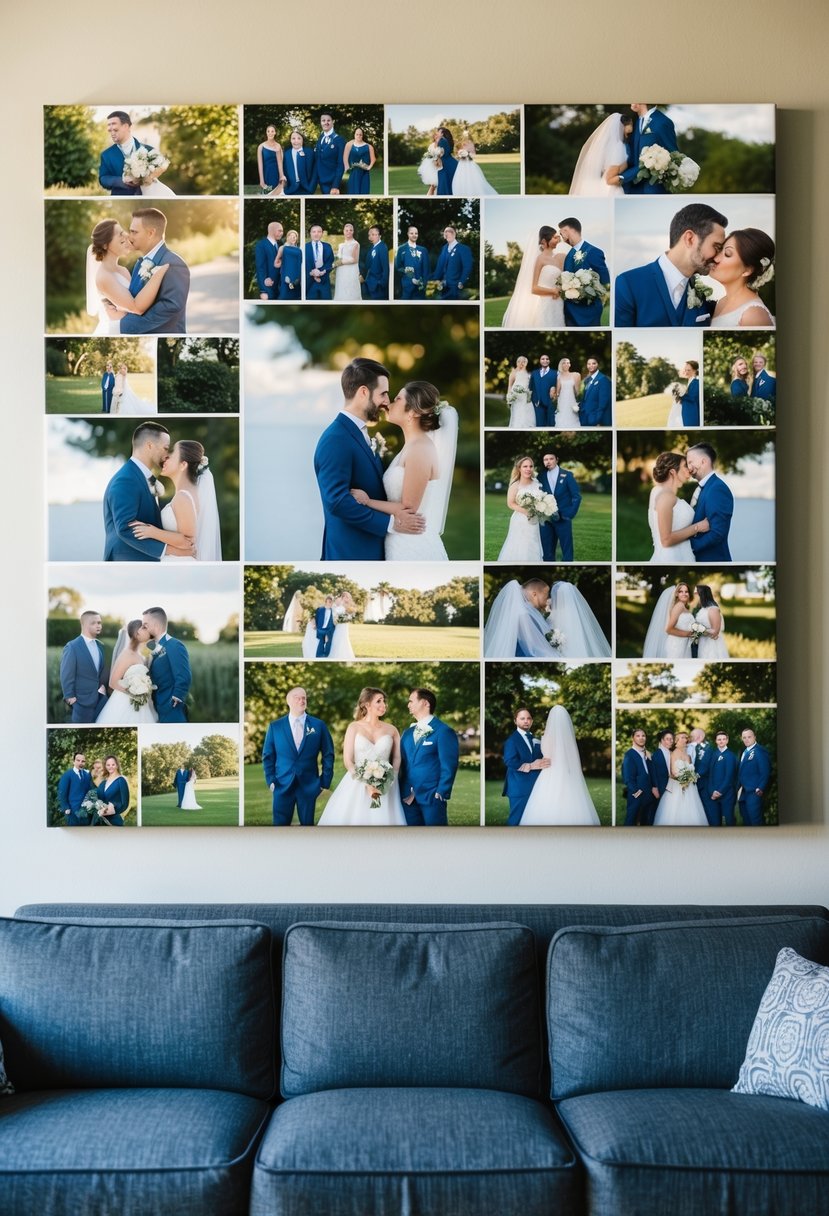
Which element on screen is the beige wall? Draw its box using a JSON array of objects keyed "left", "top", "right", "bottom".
[{"left": 3, "top": 0, "right": 827, "bottom": 913}]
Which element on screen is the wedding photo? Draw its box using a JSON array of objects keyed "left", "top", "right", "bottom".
[
  {"left": 242, "top": 105, "right": 385, "bottom": 196},
  {"left": 702, "top": 333, "right": 776, "bottom": 427},
  {"left": 614, "top": 330, "right": 703, "bottom": 428},
  {"left": 45, "top": 198, "right": 240, "bottom": 336},
  {"left": 243, "top": 662, "right": 480, "bottom": 827},
  {"left": 47, "top": 416, "right": 239, "bottom": 562},
  {"left": 303, "top": 199, "right": 395, "bottom": 302},
  {"left": 43, "top": 105, "right": 240, "bottom": 197},
  {"left": 614, "top": 194, "right": 776, "bottom": 329},
  {"left": 156, "top": 338, "right": 239, "bottom": 413},
  {"left": 47, "top": 727, "right": 138, "bottom": 828},
  {"left": 484, "top": 431, "right": 613, "bottom": 563},
  {"left": 48, "top": 565, "right": 240, "bottom": 727},
  {"left": 244, "top": 304, "right": 480, "bottom": 561},
  {"left": 615, "top": 566, "right": 776, "bottom": 660},
  {"left": 244, "top": 563, "right": 480, "bottom": 660},
  {"left": 615, "top": 661, "right": 776, "bottom": 826},
  {"left": 45, "top": 337, "right": 155, "bottom": 416},
  {"left": 242, "top": 199, "right": 303, "bottom": 300},
  {"left": 394, "top": 200, "right": 480, "bottom": 301},
  {"left": 483, "top": 662, "right": 612, "bottom": 826},
  {"left": 483, "top": 332, "right": 613, "bottom": 428},
  {"left": 616, "top": 431, "right": 775, "bottom": 564},
  {"left": 483, "top": 566, "right": 611, "bottom": 660},
  {"left": 386, "top": 104, "right": 521, "bottom": 196},
  {"left": 484, "top": 197, "right": 612, "bottom": 328},
  {"left": 140, "top": 724, "right": 240, "bottom": 827},
  {"left": 523, "top": 104, "right": 775, "bottom": 196}
]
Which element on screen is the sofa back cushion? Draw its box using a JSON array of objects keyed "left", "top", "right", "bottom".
[
  {"left": 280, "top": 921, "right": 543, "bottom": 1098},
  {"left": 0, "top": 918, "right": 275, "bottom": 1097},
  {"left": 547, "top": 915, "right": 829, "bottom": 1100}
]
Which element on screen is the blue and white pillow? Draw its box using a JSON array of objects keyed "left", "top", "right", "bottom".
[
  {"left": 0, "top": 1038, "right": 14, "bottom": 1095},
  {"left": 733, "top": 946, "right": 829, "bottom": 1111}
]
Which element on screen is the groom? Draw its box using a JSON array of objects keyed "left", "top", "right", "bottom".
[
  {"left": 502, "top": 708, "right": 549, "bottom": 825},
  {"left": 59, "top": 611, "right": 109, "bottom": 723},
  {"left": 315, "top": 596, "right": 336, "bottom": 658},
  {"left": 315, "top": 114, "right": 346, "bottom": 194},
  {"left": 57, "top": 752, "right": 93, "bottom": 826},
  {"left": 143, "top": 607, "right": 191, "bottom": 723},
  {"left": 102, "top": 422, "right": 194, "bottom": 561},
  {"left": 618, "top": 104, "right": 678, "bottom": 195},
  {"left": 398, "top": 688, "right": 459, "bottom": 826},
  {"left": 538, "top": 451, "right": 581, "bottom": 562},
  {"left": 174, "top": 763, "right": 190, "bottom": 808},
  {"left": 98, "top": 110, "right": 155, "bottom": 196},
  {"left": 262, "top": 687, "right": 335, "bottom": 825},
  {"left": 313, "top": 358, "right": 424, "bottom": 560},
  {"left": 101, "top": 361, "right": 116, "bottom": 413},
  {"left": 558, "top": 218, "right": 609, "bottom": 327},
  {"left": 106, "top": 208, "right": 190, "bottom": 335},
  {"left": 686, "top": 442, "right": 733, "bottom": 562}
]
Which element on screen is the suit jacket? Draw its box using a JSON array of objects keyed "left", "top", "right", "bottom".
[
  {"left": 681, "top": 377, "right": 700, "bottom": 427},
  {"left": 174, "top": 768, "right": 190, "bottom": 801},
  {"left": 529, "top": 368, "right": 557, "bottom": 407},
  {"left": 580, "top": 371, "right": 612, "bottom": 426},
  {"left": 314, "top": 412, "right": 389, "bottom": 560},
  {"left": 57, "top": 767, "right": 92, "bottom": 815},
  {"left": 60, "top": 635, "right": 108, "bottom": 713},
  {"left": 651, "top": 747, "right": 671, "bottom": 798},
  {"left": 98, "top": 139, "right": 153, "bottom": 195},
  {"left": 563, "top": 242, "right": 609, "bottom": 326},
  {"left": 739, "top": 744, "right": 772, "bottom": 794},
  {"left": 255, "top": 238, "right": 280, "bottom": 298},
  {"left": 621, "top": 747, "right": 656, "bottom": 818},
  {"left": 399, "top": 717, "right": 459, "bottom": 804},
  {"left": 432, "top": 242, "right": 473, "bottom": 291},
  {"left": 315, "top": 606, "right": 335, "bottom": 637},
  {"left": 502, "top": 730, "right": 542, "bottom": 800},
  {"left": 710, "top": 747, "right": 739, "bottom": 814},
  {"left": 262, "top": 714, "right": 334, "bottom": 795},
  {"left": 693, "top": 742, "right": 715, "bottom": 797},
  {"left": 691, "top": 473, "right": 733, "bottom": 562},
  {"left": 395, "top": 244, "right": 430, "bottom": 299},
  {"left": 102, "top": 460, "right": 165, "bottom": 561},
  {"left": 305, "top": 240, "right": 334, "bottom": 298},
  {"left": 101, "top": 371, "right": 115, "bottom": 402},
  {"left": 615, "top": 260, "right": 712, "bottom": 328},
  {"left": 539, "top": 467, "right": 581, "bottom": 519},
  {"left": 751, "top": 370, "right": 776, "bottom": 401},
  {"left": 315, "top": 131, "right": 346, "bottom": 191},
  {"left": 362, "top": 241, "right": 389, "bottom": 299},
  {"left": 283, "top": 147, "right": 317, "bottom": 194},
  {"left": 121, "top": 244, "right": 190, "bottom": 335},
  {"left": 149, "top": 634, "right": 191, "bottom": 719},
  {"left": 436, "top": 137, "right": 457, "bottom": 194},
  {"left": 621, "top": 109, "right": 678, "bottom": 193}
]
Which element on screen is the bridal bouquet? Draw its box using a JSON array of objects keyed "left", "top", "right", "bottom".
[
  {"left": 674, "top": 762, "right": 699, "bottom": 792},
  {"left": 457, "top": 148, "right": 473, "bottom": 161},
  {"left": 635, "top": 145, "right": 700, "bottom": 193},
  {"left": 122, "top": 147, "right": 170, "bottom": 186},
  {"left": 558, "top": 268, "right": 608, "bottom": 306},
  {"left": 334, "top": 609, "right": 355, "bottom": 623},
  {"left": 80, "top": 790, "right": 109, "bottom": 826},
  {"left": 353, "top": 757, "right": 395, "bottom": 809},
  {"left": 506, "top": 383, "right": 529, "bottom": 406},
  {"left": 122, "top": 663, "right": 156, "bottom": 712},
  {"left": 689, "top": 622, "right": 708, "bottom": 646},
  {"left": 545, "top": 628, "right": 566, "bottom": 651},
  {"left": 516, "top": 488, "right": 559, "bottom": 522}
]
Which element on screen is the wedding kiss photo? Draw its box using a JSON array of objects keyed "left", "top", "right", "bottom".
[
  {"left": 483, "top": 566, "right": 611, "bottom": 660},
  {"left": 139, "top": 724, "right": 241, "bottom": 827},
  {"left": 484, "top": 331, "right": 613, "bottom": 429},
  {"left": 386, "top": 104, "right": 521, "bottom": 197}
]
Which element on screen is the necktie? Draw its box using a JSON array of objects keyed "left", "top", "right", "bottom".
[
  {"left": 293, "top": 150, "right": 299, "bottom": 178},
  {"left": 292, "top": 719, "right": 303, "bottom": 749},
  {"left": 315, "top": 241, "right": 321, "bottom": 265},
  {"left": 523, "top": 731, "right": 533, "bottom": 754},
  {"left": 690, "top": 486, "right": 701, "bottom": 507}
]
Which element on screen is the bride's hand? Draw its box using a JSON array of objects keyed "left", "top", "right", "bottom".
[
  {"left": 350, "top": 488, "right": 369, "bottom": 505},
  {"left": 695, "top": 518, "right": 711, "bottom": 534},
  {"left": 129, "top": 520, "right": 158, "bottom": 540}
]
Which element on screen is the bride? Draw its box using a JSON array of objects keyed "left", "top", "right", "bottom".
[
  {"left": 497, "top": 456, "right": 543, "bottom": 562},
  {"left": 569, "top": 111, "right": 634, "bottom": 196},
  {"left": 282, "top": 590, "right": 304, "bottom": 633},
  {"left": 86, "top": 218, "right": 169, "bottom": 336},
  {"left": 318, "top": 687, "right": 407, "bottom": 826},
  {"left": 694, "top": 583, "right": 730, "bottom": 659},
  {"left": 350, "top": 381, "right": 457, "bottom": 562},
  {"left": 647, "top": 452, "right": 709, "bottom": 563},
  {"left": 452, "top": 131, "right": 498, "bottom": 196},
  {"left": 709, "top": 229, "right": 776, "bottom": 328},
  {"left": 654, "top": 732, "right": 708, "bottom": 826},
  {"left": 519, "top": 705, "right": 600, "bottom": 826},
  {"left": 501, "top": 226, "right": 566, "bottom": 330},
  {"left": 180, "top": 767, "right": 202, "bottom": 810},
  {"left": 333, "top": 223, "right": 362, "bottom": 301},
  {"left": 95, "top": 619, "right": 158, "bottom": 724},
  {"left": 484, "top": 578, "right": 610, "bottom": 658},
  {"left": 112, "top": 361, "right": 156, "bottom": 416},
  {"left": 129, "top": 439, "right": 222, "bottom": 562},
  {"left": 642, "top": 582, "right": 695, "bottom": 660},
  {"left": 552, "top": 358, "right": 582, "bottom": 428},
  {"left": 506, "top": 356, "right": 534, "bottom": 429}
]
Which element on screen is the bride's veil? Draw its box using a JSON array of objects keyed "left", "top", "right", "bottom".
[
  {"left": 429, "top": 403, "right": 458, "bottom": 536},
  {"left": 484, "top": 579, "right": 524, "bottom": 658},
  {"left": 196, "top": 468, "right": 222, "bottom": 561},
  {"left": 549, "top": 581, "right": 611, "bottom": 658},
  {"left": 569, "top": 113, "right": 624, "bottom": 195},
  {"left": 642, "top": 586, "right": 677, "bottom": 659},
  {"left": 282, "top": 591, "right": 303, "bottom": 633},
  {"left": 540, "top": 704, "right": 584, "bottom": 776},
  {"left": 85, "top": 246, "right": 101, "bottom": 316},
  {"left": 501, "top": 233, "right": 543, "bottom": 329},
  {"left": 110, "top": 626, "right": 129, "bottom": 670}
]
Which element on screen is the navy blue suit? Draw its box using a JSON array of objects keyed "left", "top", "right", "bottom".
[
  {"left": 98, "top": 776, "right": 129, "bottom": 825},
  {"left": 59, "top": 635, "right": 108, "bottom": 723},
  {"left": 709, "top": 746, "right": 738, "bottom": 825},
  {"left": 314, "top": 412, "right": 389, "bottom": 560},
  {"left": 362, "top": 241, "right": 389, "bottom": 300},
  {"left": 57, "top": 766, "right": 92, "bottom": 825},
  {"left": 503, "top": 730, "right": 543, "bottom": 826},
  {"left": 255, "top": 238, "right": 280, "bottom": 299},
  {"left": 315, "top": 605, "right": 335, "bottom": 658},
  {"left": 436, "top": 138, "right": 457, "bottom": 195},
  {"left": 149, "top": 634, "right": 191, "bottom": 724},
  {"left": 621, "top": 109, "right": 678, "bottom": 194},
  {"left": 278, "top": 245, "right": 303, "bottom": 299},
  {"left": 103, "top": 459, "right": 165, "bottom": 562},
  {"left": 580, "top": 371, "right": 612, "bottom": 426},
  {"left": 538, "top": 466, "right": 581, "bottom": 562},
  {"left": 395, "top": 244, "right": 430, "bottom": 300},
  {"left": 262, "top": 714, "right": 334, "bottom": 826},
  {"left": 692, "top": 742, "right": 717, "bottom": 825},
  {"left": 399, "top": 717, "right": 459, "bottom": 826},
  {"left": 731, "top": 378, "right": 749, "bottom": 399},
  {"left": 615, "top": 259, "right": 712, "bottom": 328},
  {"left": 98, "top": 138, "right": 153, "bottom": 195},
  {"left": 563, "top": 242, "right": 608, "bottom": 327},
  {"left": 681, "top": 377, "right": 700, "bottom": 426},
  {"left": 621, "top": 747, "right": 657, "bottom": 825},
  {"left": 101, "top": 370, "right": 115, "bottom": 413},
  {"left": 174, "top": 767, "right": 189, "bottom": 807},
  {"left": 315, "top": 131, "right": 346, "bottom": 193},
  {"left": 691, "top": 473, "right": 733, "bottom": 563},
  {"left": 121, "top": 244, "right": 189, "bottom": 335},
  {"left": 739, "top": 743, "right": 772, "bottom": 826},
  {"left": 305, "top": 240, "right": 334, "bottom": 300},
  {"left": 283, "top": 147, "right": 317, "bottom": 194},
  {"left": 529, "top": 368, "right": 557, "bottom": 427},
  {"left": 432, "top": 242, "right": 473, "bottom": 300},
  {"left": 751, "top": 369, "right": 776, "bottom": 402},
  {"left": 651, "top": 747, "right": 671, "bottom": 815}
]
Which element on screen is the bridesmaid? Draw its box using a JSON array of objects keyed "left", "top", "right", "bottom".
[
  {"left": 344, "top": 127, "right": 376, "bottom": 195},
  {"left": 257, "top": 124, "right": 285, "bottom": 194},
  {"left": 97, "top": 754, "right": 130, "bottom": 826},
  {"left": 730, "top": 356, "right": 750, "bottom": 398},
  {"left": 435, "top": 126, "right": 457, "bottom": 195},
  {"left": 276, "top": 231, "right": 303, "bottom": 300}
]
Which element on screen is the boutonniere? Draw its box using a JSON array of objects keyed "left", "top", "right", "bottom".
[
  {"left": 370, "top": 433, "right": 388, "bottom": 457},
  {"left": 414, "top": 249, "right": 421, "bottom": 259},
  {"left": 717, "top": 754, "right": 723, "bottom": 762},
  {"left": 137, "top": 259, "right": 157, "bottom": 283},
  {"left": 149, "top": 644, "right": 166, "bottom": 662},
  {"left": 643, "top": 125, "right": 653, "bottom": 135},
  {"left": 413, "top": 724, "right": 434, "bottom": 742},
  {"left": 746, "top": 749, "right": 755, "bottom": 760},
  {"left": 298, "top": 150, "right": 305, "bottom": 158},
  {"left": 573, "top": 250, "right": 585, "bottom": 264},
  {"left": 686, "top": 275, "right": 714, "bottom": 309},
  {"left": 305, "top": 725, "right": 316, "bottom": 737},
  {"left": 148, "top": 474, "right": 163, "bottom": 498}
]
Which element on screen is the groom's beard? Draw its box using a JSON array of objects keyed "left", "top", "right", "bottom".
[{"left": 364, "top": 403, "right": 386, "bottom": 423}]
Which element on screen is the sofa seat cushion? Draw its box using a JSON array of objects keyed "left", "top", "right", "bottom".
[
  {"left": 0, "top": 1087, "right": 271, "bottom": 1216},
  {"left": 251, "top": 1087, "right": 581, "bottom": 1215},
  {"left": 557, "top": 1087, "right": 829, "bottom": 1216}
]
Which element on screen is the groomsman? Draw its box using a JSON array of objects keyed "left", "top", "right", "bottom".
[
  {"left": 709, "top": 730, "right": 738, "bottom": 825},
  {"left": 395, "top": 227, "right": 430, "bottom": 300},
  {"left": 315, "top": 596, "right": 336, "bottom": 658},
  {"left": 738, "top": 727, "right": 772, "bottom": 826},
  {"left": 690, "top": 727, "right": 716, "bottom": 825},
  {"left": 101, "top": 362, "right": 116, "bottom": 413},
  {"left": 580, "top": 357, "right": 612, "bottom": 426},
  {"left": 529, "top": 354, "right": 557, "bottom": 427},
  {"left": 57, "top": 752, "right": 93, "bottom": 826},
  {"left": 681, "top": 360, "right": 700, "bottom": 426},
  {"left": 362, "top": 226, "right": 389, "bottom": 300},
  {"left": 283, "top": 131, "right": 317, "bottom": 195},
  {"left": 255, "top": 221, "right": 283, "bottom": 300},
  {"left": 650, "top": 729, "right": 674, "bottom": 809},
  {"left": 538, "top": 451, "right": 582, "bottom": 562},
  {"left": 60, "top": 611, "right": 109, "bottom": 723},
  {"left": 620, "top": 728, "right": 658, "bottom": 825},
  {"left": 751, "top": 353, "right": 776, "bottom": 402},
  {"left": 398, "top": 688, "right": 459, "bottom": 826},
  {"left": 315, "top": 114, "right": 345, "bottom": 194},
  {"left": 262, "top": 687, "right": 334, "bottom": 826},
  {"left": 431, "top": 226, "right": 473, "bottom": 300},
  {"left": 618, "top": 104, "right": 678, "bottom": 194},
  {"left": 305, "top": 225, "right": 334, "bottom": 300},
  {"left": 558, "top": 218, "right": 609, "bottom": 327},
  {"left": 502, "top": 708, "right": 549, "bottom": 826}
]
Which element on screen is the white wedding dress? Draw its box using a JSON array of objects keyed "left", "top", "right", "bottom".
[
  {"left": 159, "top": 473, "right": 222, "bottom": 562},
  {"left": 452, "top": 155, "right": 498, "bottom": 196},
  {"left": 317, "top": 733, "right": 406, "bottom": 826},
  {"left": 548, "top": 581, "right": 611, "bottom": 658},
  {"left": 89, "top": 264, "right": 130, "bottom": 336},
  {"left": 501, "top": 249, "right": 566, "bottom": 330},
  {"left": 710, "top": 300, "right": 775, "bottom": 329},
  {"left": 647, "top": 488, "right": 695, "bottom": 563},
  {"left": 569, "top": 113, "right": 628, "bottom": 197},
  {"left": 553, "top": 376, "right": 581, "bottom": 428},
  {"left": 160, "top": 493, "right": 197, "bottom": 563},
  {"left": 665, "top": 610, "right": 695, "bottom": 659},
  {"left": 508, "top": 369, "right": 535, "bottom": 429},
  {"left": 484, "top": 580, "right": 610, "bottom": 659},
  {"left": 382, "top": 407, "right": 457, "bottom": 561},
  {"left": 519, "top": 706, "right": 600, "bottom": 826},
  {"left": 95, "top": 658, "right": 159, "bottom": 725},
  {"left": 666, "top": 390, "right": 684, "bottom": 428},
  {"left": 180, "top": 774, "right": 202, "bottom": 809},
  {"left": 536, "top": 264, "right": 566, "bottom": 329},
  {"left": 140, "top": 179, "right": 175, "bottom": 198},
  {"left": 333, "top": 240, "right": 362, "bottom": 301},
  {"left": 654, "top": 769, "right": 708, "bottom": 826},
  {"left": 695, "top": 606, "right": 730, "bottom": 659},
  {"left": 112, "top": 372, "right": 156, "bottom": 416},
  {"left": 417, "top": 146, "right": 439, "bottom": 188},
  {"left": 498, "top": 479, "right": 544, "bottom": 562},
  {"left": 330, "top": 616, "right": 356, "bottom": 659}
]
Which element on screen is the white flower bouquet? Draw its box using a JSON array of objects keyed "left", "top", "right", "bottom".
[
  {"left": 457, "top": 148, "right": 473, "bottom": 161},
  {"left": 516, "top": 488, "right": 559, "bottom": 522},
  {"left": 122, "top": 147, "right": 169, "bottom": 186},
  {"left": 121, "top": 662, "right": 156, "bottom": 711},
  {"left": 635, "top": 145, "right": 700, "bottom": 193},
  {"left": 80, "top": 790, "right": 109, "bottom": 825},
  {"left": 506, "top": 383, "right": 529, "bottom": 406},
  {"left": 674, "top": 761, "right": 699, "bottom": 791},
  {"left": 353, "top": 757, "right": 395, "bottom": 809},
  {"left": 558, "top": 267, "right": 608, "bottom": 306},
  {"left": 545, "top": 628, "right": 566, "bottom": 651},
  {"left": 689, "top": 622, "right": 708, "bottom": 646},
  {"left": 686, "top": 276, "right": 714, "bottom": 310}
]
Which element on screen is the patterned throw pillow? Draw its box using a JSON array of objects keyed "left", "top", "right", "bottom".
[
  {"left": 733, "top": 946, "right": 829, "bottom": 1111},
  {"left": 0, "top": 1037, "right": 14, "bottom": 1095}
]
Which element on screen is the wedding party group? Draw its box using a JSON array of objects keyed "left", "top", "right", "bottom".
[
  {"left": 254, "top": 115, "right": 379, "bottom": 195},
  {"left": 254, "top": 219, "right": 389, "bottom": 301},
  {"left": 505, "top": 353, "right": 611, "bottom": 427},
  {"left": 56, "top": 750, "right": 132, "bottom": 827},
  {"left": 395, "top": 225, "right": 475, "bottom": 301}
]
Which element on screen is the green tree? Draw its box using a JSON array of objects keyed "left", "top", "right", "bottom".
[
  {"left": 141, "top": 741, "right": 192, "bottom": 795},
  {"left": 616, "top": 664, "right": 683, "bottom": 704},
  {"left": 693, "top": 663, "right": 777, "bottom": 705},
  {"left": 192, "top": 733, "right": 239, "bottom": 778},
  {"left": 149, "top": 105, "right": 239, "bottom": 194},
  {"left": 615, "top": 341, "right": 648, "bottom": 399},
  {"left": 48, "top": 586, "right": 84, "bottom": 616},
  {"left": 44, "top": 105, "right": 98, "bottom": 188}
]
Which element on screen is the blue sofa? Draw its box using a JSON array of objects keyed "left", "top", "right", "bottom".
[{"left": 2, "top": 902, "right": 828, "bottom": 1215}]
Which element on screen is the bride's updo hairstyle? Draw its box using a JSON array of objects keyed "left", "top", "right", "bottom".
[
  {"left": 126, "top": 619, "right": 144, "bottom": 645},
  {"left": 91, "top": 218, "right": 119, "bottom": 261},
  {"left": 728, "top": 228, "right": 776, "bottom": 288},
  {"left": 401, "top": 380, "right": 442, "bottom": 432},
  {"left": 509, "top": 454, "right": 535, "bottom": 483},
  {"left": 176, "top": 439, "right": 207, "bottom": 482},
  {"left": 354, "top": 686, "right": 385, "bottom": 720},
  {"left": 538, "top": 224, "right": 557, "bottom": 248},
  {"left": 652, "top": 451, "right": 685, "bottom": 483}
]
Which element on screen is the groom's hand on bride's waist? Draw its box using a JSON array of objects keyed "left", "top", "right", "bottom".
[{"left": 393, "top": 508, "right": 425, "bottom": 534}]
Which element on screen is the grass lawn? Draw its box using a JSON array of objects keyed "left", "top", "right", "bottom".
[
  {"left": 244, "top": 624, "right": 479, "bottom": 660},
  {"left": 615, "top": 495, "right": 653, "bottom": 562},
  {"left": 46, "top": 374, "right": 155, "bottom": 415},
  {"left": 616, "top": 395, "right": 674, "bottom": 429},
  {"left": 243, "top": 763, "right": 482, "bottom": 826},
  {"left": 484, "top": 777, "right": 613, "bottom": 826},
  {"left": 616, "top": 597, "right": 777, "bottom": 657},
  {"left": 483, "top": 297, "right": 610, "bottom": 328},
  {"left": 484, "top": 494, "right": 612, "bottom": 561},
  {"left": 242, "top": 163, "right": 385, "bottom": 197},
  {"left": 388, "top": 155, "right": 521, "bottom": 197},
  {"left": 141, "top": 775, "right": 240, "bottom": 827}
]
